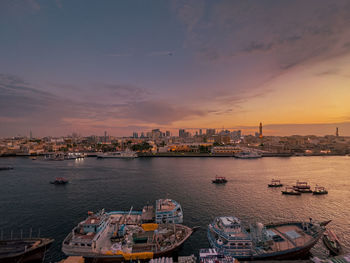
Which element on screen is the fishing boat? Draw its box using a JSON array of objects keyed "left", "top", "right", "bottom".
[
  {"left": 207, "top": 216, "right": 330, "bottom": 261},
  {"left": 313, "top": 186, "right": 328, "bottom": 195},
  {"left": 50, "top": 177, "right": 69, "bottom": 185},
  {"left": 0, "top": 238, "right": 54, "bottom": 263},
  {"left": 268, "top": 179, "right": 283, "bottom": 187},
  {"left": 199, "top": 248, "right": 239, "bottom": 263},
  {"left": 212, "top": 176, "right": 227, "bottom": 184},
  {"left": 282, "top": 186, "right": 301, "bottom": 195},
  {"left": 322, "top": 229, "right": 342, "bottom": 255},
  {"left": 62, "top": 204, "right": 192, "bottom": 262}
]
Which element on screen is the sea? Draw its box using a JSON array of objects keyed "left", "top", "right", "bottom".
[{"left": 0, "top": 156, "right": 349, "bottom": 262}]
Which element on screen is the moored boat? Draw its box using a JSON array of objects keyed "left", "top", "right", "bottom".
[
  {"left": 322, "top": 229, "right": 342, "bottom": 255},
  {"left": 0, "top": 238, "right": 54, "bottom": 263},
  {"left": 50, "top": 177, "right": 69, "bottom": 185},
  {"left": 212, "top": 176, "right": 227, "bottom": 184},
  {"left": 199, "top": 248, "right": 239, "bottom": 263},
  {"left": 312, "top": 253, "right": 350, "bottom": 263},
  {"left": 207, "top": 216, "right": 329, "bottom": 261},
  {"left": 97, "top": 150, "right": 137, "bottom": 159},
  {"left": 313, "top": 186, "right": 328, "bottom": 195},
  {"left": 62, "top": 206, "right": 193, "bottom": 262},
  {"left": 234, "top": 151, "right": 262, "bottom": 159},
  {"left": 282, "top": 186, "right": 301, "bottom": 195},
  {"left": 268, "top": 179, "right": 283, "bottom": 187}
]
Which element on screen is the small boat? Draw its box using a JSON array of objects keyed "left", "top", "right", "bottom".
[
  {"left": 0, "top": 238, "right": 54, "bottom": 263},
  {"left": 212, "top": 176, "right": 227, "bottom": 184},
  {"left": 293, "top": 181, "right": 311, "bottom": 190},
  {"left": 296, "top": 188, "right": 313, "bottom": 193},
  {"left": 322, "top": 229, "right": 342, "bottom": 255},
  {"left": 234, "top": 151, "right": 262, "bottom": 159},
  {"left": 313, "top": 186, "right": 328, "bottom": 195},
  {"left": 268, "top": 179, "right": 283, "bottom": 187},
  {"left": 281, "top": 186, "right": 301, "bottom": 195},
  {"left": 50, "top": 177, "right": 69, "bottom": 185}
]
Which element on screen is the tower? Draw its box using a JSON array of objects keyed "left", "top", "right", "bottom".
[
  {"left": 259, "top": 122, "right": 263, "bottom": 139},
  {"left": 336, "top": 127, "right": 339, "bottom": 137},
  {"left": 104, "top": 131, "right": 107, "bottom": 143}
]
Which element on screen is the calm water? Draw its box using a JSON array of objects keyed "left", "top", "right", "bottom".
[{"left": 0, "top": 156, "right": 349, "bottom": 262}]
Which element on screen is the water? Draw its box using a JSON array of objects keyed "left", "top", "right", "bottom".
[{"left": 0, "top": 156, "right": 349, "bottom": 261}]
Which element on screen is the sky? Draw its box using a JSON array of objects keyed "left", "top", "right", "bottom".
[{"left": 1, "top": 0, "right": 350, "bottom": 137}]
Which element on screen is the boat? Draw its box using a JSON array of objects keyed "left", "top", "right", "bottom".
[
  {"left": 44, "top": 153, "right": 65, "bottom": 161},
  {"left": 312, "top": 253, "right": 350, "bottom": 263},
  {"left": 0, "top": 167, "right": 13, "bottom": 171},
  {"left": 0, "top": 238, "right": 54, "bottom": 263},
  {"left": 281, "top": 186, "right": 301, "bottom": 195},
  {"left": 50, "top": 177, "right": 69, "bottom": 185},
  {"left": 268, "top": 179, "right": 283, "bottom": 187},
  {"left": 322, "top": 229, "right": 342, "bottom": 255},
  {"left": 293, "top": 181, "right": 313, "bottom": 193},
  {"left": 207, "top": 216, "right": 330, "bottom": 261},
  {"left": 234, "top": 151, "right": 262, "bottom": 159},
  {"left": 212, "top": 176, "right": 227, "bottom": 184},
  {"left": 199, "top": 248, "right": 239, "bottom": 263},
  {"left": 313, "top": 186, "right": 328, "bottom": 195},
  {"left": 97, "top": 150, "right": 138, "bottom": 159},
  {"left": 62, "top": 202, "right": 192, "bottom": 262}
]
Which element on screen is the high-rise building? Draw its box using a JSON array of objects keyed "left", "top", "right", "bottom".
[
  {"left": 132, "top": 132, "right": 138, "bottom": 138},
  {"left": 206, "top": 129, "right": 216, "bottom": 136},
  {"left": 104, "top": 131, "right": 107, "bottom": 143},
  {"left": 199, "top": 129, "right": 202, "bottom": 135},
  {"left": 259, "top": 122, "right": 263, "bottom": 138},
  {"left": 166, "top": 131, "right": 171, "bottom": 137},
  {"left": 140, "top": 132, "right": 145, "bottom": 138},
  {"left": 29, "top": 130, "right": 32, "bottom": 140},
  {"left": 179, "top": 129, "right": 186, "bottom": 138},
  {"left": 336, "top": 127, "right": 339, "bottom": 137}
]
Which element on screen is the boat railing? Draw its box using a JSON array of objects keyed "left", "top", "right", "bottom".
[
  {"left": 0, "top": 228, "right": 41, "bottom": 240},
  {"left": 209, "top": 226, "right": 250, "bottom": 241}
]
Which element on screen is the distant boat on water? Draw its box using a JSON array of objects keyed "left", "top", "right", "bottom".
[
  {"left": 212, "top": 176, "right": 227, "bottom": 184},
  {"left": 268, "top": 179, "right": 283, "bottom": 187},
  {"left": 50, "top": 177, "right": 69, "bottom": 185},
  {"left": 234, "top": 151, "right": 262, "bottom": 159},
  {"left": 97, "top": 150, "right": 137, "bottom": 159},
  {"left": 282, "top": 186, "right": 301, "bottom": 195},
  {"left": 313, "top": 186, "right": 328, "bottom": 195},
  {"left": 0, "top": 167, "right": 13, "bottom": 171}
]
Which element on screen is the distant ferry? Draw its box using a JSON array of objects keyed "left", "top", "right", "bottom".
[
  {"left": 62, "top": 199, "right": 190, "bottom": 262},
  {"left": 234, "top": 151, "right": 262, "bottom": 159},
  {"left": 207, "top": 216, "right": 329, "bottom": 261},
  {"left": 97, "top": 150, "right": 138, "bottom": 159}
]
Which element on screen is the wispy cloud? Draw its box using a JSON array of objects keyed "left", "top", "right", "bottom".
[{"left": 146, "top": 51, "right": 174, "bottom": 57}]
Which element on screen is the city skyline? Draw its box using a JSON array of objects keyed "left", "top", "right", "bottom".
[{"left": 1, "top": 0, "right": 350, "bottom": 137}]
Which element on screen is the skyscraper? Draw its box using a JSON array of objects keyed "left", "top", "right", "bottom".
[
  {"left": 259, "top": 122, "right": 263, "bottom": 139},
  {"left": 336, "top": 127, "right": 339, "bottom": 137},
  {"left": 179, "top": 129, "right": 186, "bottom": 138}
]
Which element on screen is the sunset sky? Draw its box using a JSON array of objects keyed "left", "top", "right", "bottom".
[{"left": 1, "top": 0, "right": 350, "bottom": 137}]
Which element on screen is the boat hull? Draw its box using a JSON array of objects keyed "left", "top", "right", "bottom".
[{"left": 0, "top": 238, "right": 54, "bottom": 263}]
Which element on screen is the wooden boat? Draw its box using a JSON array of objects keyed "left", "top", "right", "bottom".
[
  {"left": 212, "top": 176, "right": 227, "bottom": 184},
  {"left": 50, "top": 177, "right": 69, "bottom": 185},
  {"left": 282, "top": 186, "right": 301, "bottom": 195},
  {"left": 0, "top": 238, "right": 54, "bottom": 263},
  {"left": 322, "top": 229, "right": 342, "bottom": 255},
  {"left": 268, "top": 179, "right": 283, "bottom": 187},
  {"left": 313, "top": 186, "right": 328, "bottom": 195}
]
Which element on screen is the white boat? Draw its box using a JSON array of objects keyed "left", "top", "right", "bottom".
[
  {"left": 97, "top": 150, "right": 138, "bottom": 159},
  {"left": 234, "top": 151, "right": 262, "bottom": 159}
]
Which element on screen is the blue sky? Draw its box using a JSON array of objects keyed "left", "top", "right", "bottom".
[{"left": 1, "top": 0, "right": 350, "bottom": 137}]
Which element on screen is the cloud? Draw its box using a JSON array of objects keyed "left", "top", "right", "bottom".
[{"left": 102, "top": 84, "right": 152, "bottom": 101}]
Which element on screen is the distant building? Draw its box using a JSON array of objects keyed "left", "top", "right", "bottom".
[
  {"left": 259, "top": 122, "right": 263, "bottom": 138},
  {"left": 151, "top": 129, "right": 162, "bottom": 140},
  {"left": 104, "top": 131, "right": 107, "bottom": 143},
  {"left": 199, "top": 129, "right": 202, "bottom": 135},
  {"left": 206, "top": 129, "right": 216, "bottom": 136},
  {"left": 132, "top": 132, "right": 138, "bottom": 138},
  {"left": 179, "top": 129, "right": 186, "bottom": 138},
  {"left": 336, "top": 127, "right": 339, "bottom": 137},
  {"left": 166, "top": 131, "right": 171, "bottom": 137},
  {"left": 140, "top": 132, "right": 145, "bottom": 138}
]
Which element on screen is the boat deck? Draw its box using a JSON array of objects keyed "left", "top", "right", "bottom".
[{"left": 264, "top": 225, "right": 313, "bottom": 253}]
